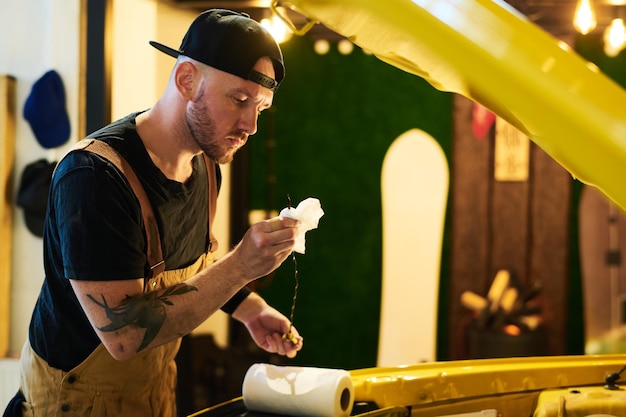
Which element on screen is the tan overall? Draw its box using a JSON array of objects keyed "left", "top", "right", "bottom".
[{"left": 17, "top": 140, "right": 219, "bottom": 417}]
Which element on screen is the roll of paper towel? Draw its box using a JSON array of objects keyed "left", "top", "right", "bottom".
[{"left": 242, "top": 363, "right": 354, "bottom": 417}]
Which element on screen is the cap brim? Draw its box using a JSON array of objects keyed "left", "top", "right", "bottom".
[{"left": 149, "top": 41, "right": 181, "bottom": 59}]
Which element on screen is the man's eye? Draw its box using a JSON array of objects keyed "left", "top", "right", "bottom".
[{"left": 234, "top": 96, "right": 247, "bottom": 104}]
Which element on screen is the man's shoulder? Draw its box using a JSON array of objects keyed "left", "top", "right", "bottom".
[
  {"left": 85, "top": 112, "right": 142, "bottom": 152},
  {"left": 86, "top": 112, "right": 141, "bottom": 140},
  {"left": 57, "top": 112, "right": 146, "bottom": 174}
]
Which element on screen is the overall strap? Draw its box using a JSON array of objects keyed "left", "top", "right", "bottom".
[
  {"left": 71, "top": 139, "right": 166, "bottom": 278},
  {"left": 203, "top": 153, "right": 219, "bottom": 253}
]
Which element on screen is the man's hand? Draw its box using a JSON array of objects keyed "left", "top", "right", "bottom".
[
  {"left": 230, "top": 216, "right": 300, "bottom": 282},
  {"left": 233, "top": 292, "right": 303, "bottom": 358}
]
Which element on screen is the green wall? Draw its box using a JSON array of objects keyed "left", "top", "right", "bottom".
[
  {"left": 249, "top": 36, "right": 453, "bottom": 370},
  {"left": 575, "top": 34, "right": 626, "bottom": 83}
]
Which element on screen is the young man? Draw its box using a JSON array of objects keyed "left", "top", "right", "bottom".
[{"left": 6, "top": 9, "right": 302, "bottom": 417}]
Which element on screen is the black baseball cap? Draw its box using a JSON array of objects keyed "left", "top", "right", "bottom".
[
  {"left": 150, "top": 9, "right": 284, "bottom": 91},
  {"left": 16, "top": 159, "right": 57, "bottom": 238}
]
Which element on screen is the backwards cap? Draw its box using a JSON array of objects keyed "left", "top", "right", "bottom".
[{"left": 150, "top": 9, "right": 284, "bottom": 91}]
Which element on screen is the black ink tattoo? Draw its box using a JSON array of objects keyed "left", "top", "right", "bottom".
[{"left": 87, "top": 284, "right": 198, "bottom": 352}]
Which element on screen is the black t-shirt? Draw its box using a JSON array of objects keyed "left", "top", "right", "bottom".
[{"left": 28, "top": 112, "right": 223, "bottom": 371}]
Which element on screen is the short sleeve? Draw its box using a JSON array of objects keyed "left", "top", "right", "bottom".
[{"left": 50, "top": 151, "right": 147, "bottom": 281}]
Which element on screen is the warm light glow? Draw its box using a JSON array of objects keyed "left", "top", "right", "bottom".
[
  {"left": 314, "top": 39, "right": 330, "bottom": 55},
  {"left": 502, "top": 324, "right": 522, "bottom": 336},
  {"left": 574, "top": 0, "right": 597, "bottom": 35},
  {"left": 604, "top": 18, "right": 626, "bottom": 56},
  {"left": 261, "top": 15, "right": 293, "bottom": 44},
  {"left": 337, "top": 39, "right": 354, "bottom": 55}
]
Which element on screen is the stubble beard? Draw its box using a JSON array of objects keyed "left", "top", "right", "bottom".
[{"left": 186, "top": 86, "right": 240, "bottom": 165}]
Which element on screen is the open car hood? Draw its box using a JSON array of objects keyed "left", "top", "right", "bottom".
[{"left": 279, "top": 0, "right": 626, "bottom": 211}]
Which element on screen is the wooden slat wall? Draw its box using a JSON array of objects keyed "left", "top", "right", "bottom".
[
  {"left": 528, "top": 143, "right": 571, "bottom": 356},
  {"left": 0, "top": 75, "right": 16, "bottom": 358},
  {"left": 449, "top": 95, "right": 491, "bottom": 359},
  {"left": 448, "top": 94, "right": 570, "bottom": 359}
]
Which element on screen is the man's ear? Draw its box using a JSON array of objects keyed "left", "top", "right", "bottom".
[{"left": 174, "top": 61, "right": 200, "bottom": 100}]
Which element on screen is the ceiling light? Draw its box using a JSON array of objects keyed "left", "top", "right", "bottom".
[
  {"left": 314, "top": 39, "right": 330, "bottom": 55},
  {"left": 604, "top": 17, "right": 626, "bottom": 56},
  {"left": 574, "top": 0, "right": 597, "bottom": 35},
  {"left": 261, "top": 15, "right": 293, "bottom": 44},
  {"left": 337, "top": 39, "right": 354, "bottom": 55}
]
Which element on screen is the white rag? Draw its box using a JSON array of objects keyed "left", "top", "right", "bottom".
[{"left": 279, "top": 197, "right": 324, "bottom": 254}]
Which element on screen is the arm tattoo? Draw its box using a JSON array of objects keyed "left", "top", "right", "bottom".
[{"left": 87, "top": 283, "right": 198, "bottom": 352}]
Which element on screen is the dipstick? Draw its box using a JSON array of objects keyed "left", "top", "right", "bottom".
[{"left": 282, "top": 194, "right": 299, "bottom": 345}]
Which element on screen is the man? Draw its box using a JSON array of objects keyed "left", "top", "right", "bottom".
[{"left": 5, "top": 9, "right": 302, "bottom": 417}]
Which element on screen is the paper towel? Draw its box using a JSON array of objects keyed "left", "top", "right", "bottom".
[
  {"left": 279, "top": 197, "right": 324, "bottom": 254},
  {"left": 242, "top": 363, "right": 354, "bottom": 417}
]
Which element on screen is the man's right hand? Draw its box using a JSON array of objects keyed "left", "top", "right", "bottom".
[{"left": 232, "top": 216, "right": 300, "bottom": 282}]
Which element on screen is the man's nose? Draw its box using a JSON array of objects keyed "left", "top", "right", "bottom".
[{"left": 238, "top": 108, "right": 259, "bottom": 136}]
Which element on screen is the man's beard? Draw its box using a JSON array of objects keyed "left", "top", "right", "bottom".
[{"left": 186, "top": 87, "right": 242, "bottom": 165}]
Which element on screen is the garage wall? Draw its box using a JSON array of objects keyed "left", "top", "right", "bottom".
[{"left": 2, "top": 0, "right": 81, "bottom": 357}]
